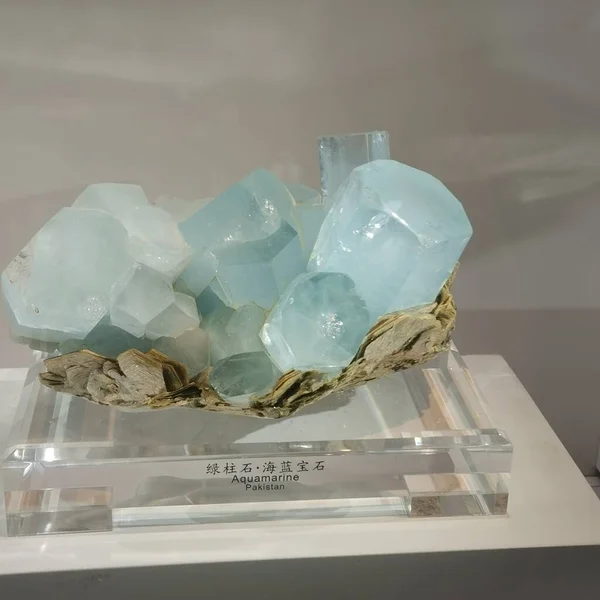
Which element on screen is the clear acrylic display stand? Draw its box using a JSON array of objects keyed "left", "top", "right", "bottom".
[{"left": 1, "top": 346, "right": 512, "bottom": 536}]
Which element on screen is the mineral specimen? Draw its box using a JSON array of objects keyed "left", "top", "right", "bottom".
[
  {"left": 1, "top": 129, "right": 473, "bottom": 416},
  {"left": 309, "top": 159, "right": 472, "bottom": 319},
  {"left": 260, "top": 272, "right": 370, "bottom": 372}
]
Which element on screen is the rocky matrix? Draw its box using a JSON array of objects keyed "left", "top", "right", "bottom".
[{"left": 2, "top": 131, "right": 472, "bottom": 407}]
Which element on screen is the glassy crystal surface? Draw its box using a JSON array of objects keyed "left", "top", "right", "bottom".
[
  {"left": 179, "top": 170, "right": 283, "bottom": 250},
  {"left": 203, "top": 304, "right": 266, "bottom": 364},
  {"left": 211, "top": 222, "right": 305, "bottom": 309},
  {"left": 318, "top": 131, "right": 390, "bottom": 205},
  {"left": 123, "top": 206, "right": 191, "bottom": 281},
  {"left": 75, "top": 184, "right": 191, "bottom": 281},
  {"left": 286, "top": 184, "right": 326, "bottom": 259},
  {"left": 145, "top": 292, "right": 200, "bottom": 341},
  {"left": 309, "top": 159, "right": 473, "bottom": 319},
  {"left": 59, "top": 317, "right": 152, "bottom": 358},
  {"left": 153, "top": 328, "right": 210, "bottom": 376},
  {"left": 208, "top": 351, "right": 280, "bottom": 405},
  {"left": 179, "top": 170, "right": 306, "bottom": 309},
  {"left": 177, "top": 252, "right": 218, "bottom": 298},
  {"left": 260, "top": 272, "right": 370, "bottom": 372},
  {"left": 73, "top": 183, "right": 149, "bottom": 216},
  {"left": 109, "top": 267, "right": 174, "bottom": 338},
  {"left": 2, "top": 208, "right": 135, "bottom": 343},
  {"left": 193, "top": 283, "right": 227, "bottom": 315},
  {"left": 153, "top": 196, "right": 212, "bottom": 223}
]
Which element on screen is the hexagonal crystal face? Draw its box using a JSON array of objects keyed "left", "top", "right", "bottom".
[
  {"left": 110, "top": 267, "right": 199, "bottom": 340},
  {"left": 145, "top": 292, "right": 200, "bottom": 341},
  {"left": 309, "top": 159, "right": 472, "bottom": 318},
  {"left": 179, "top": 170, "right": 308, "bottom": 310}
]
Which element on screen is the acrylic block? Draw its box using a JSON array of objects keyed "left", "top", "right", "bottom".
[{"left": 1, "top": 346, "right": 511, "bottom": 536}]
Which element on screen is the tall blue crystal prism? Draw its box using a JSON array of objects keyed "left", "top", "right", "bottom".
[{"left": 318, "top": 131, "right": 390, "bottom": 206}]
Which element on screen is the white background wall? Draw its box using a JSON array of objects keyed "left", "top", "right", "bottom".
[{"left": 1, "top": 1, "right": 599, "bottom": 472}]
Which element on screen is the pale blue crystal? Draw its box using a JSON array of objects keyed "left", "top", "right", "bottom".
[
  {"left": 179, "top": 170, "right": 306, "bottom": 309},
  {"left": 285, "top": 184, "right": 326, "bottom": 259},
  {"left": 203, "top": 303, "right": 266, "bottom": 364},
  {"left": 124, "top": 206, "right": 191, "bottom": 281},
  {"left": 177, "top": 251, "right": 217, "bottom": 297},
  {"left": 309, "top": 159, "right": 473, "bottom": 319},
  {"left": 73, "top": 183, "right": 148, "bottom": 216},
  {"left": 110, "top": 267, "right": 173, "bottom": 338},
  {"left": 260, "top": 272, "right": 370, "bottom": 372},
  {"left": 209, "top": 351, "right": 280, "bottom": 406},
  {"left": 2, "top": 208, "right": 135, "bottom": 343},
  {"left": 318, "top": 131, "right": 390, "bottom": 206},
  {"left": 286, "top": 183, "right": 321, "bottom": 205},
  {"left": 153, "top": 328, "right": 210, "bottom": 376},
  {"left": 58, "top": 317, "right": 152, "bottom": 357},
  {"left": 145, "top": 292, "right": 200, "bottom": 340},
  {"left": 211, "top": 222, "right": 305, "bottom": 309},
  {"left": 110, "top": 266, "right": 200, "bottom": 340},
  {"left": 153, "top": 196, "right": 212, "bottom": 223},
  {"left": 75, "top": 184, "right": 191, "bottom": 281},
  {"left": 179, "top": 170, "right": 283, "bottom": 250},
  {"left": 193, "top": 282, "right": 227, "bottom": 315}
]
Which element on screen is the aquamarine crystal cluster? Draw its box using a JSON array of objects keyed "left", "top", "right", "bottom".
[{"left": 1, "top": 131, "right": 472, "bottom": 406}]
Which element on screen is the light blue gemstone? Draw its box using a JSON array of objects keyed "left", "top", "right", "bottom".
[
  {"left": 2, "top": 208, "right": 135, "bottom": 343},
  {"left": 153, "top": 328, "right": 210, "bottom": 376},
  {"left": 209, "top": 351, "right": 281, "bottom": 405},
  {"left": 213, "top": 222, "right": 305, "bottom": 309},
  {"left": 179, "top": 169, "right": 284, "bottom": 250},
  {"left": 260, "top": 272, "right": 370, "bottom": 373},
  {"left": 109, "top": 265, "right": 200, "bottom": 341},
  {"left": 309, "top": 159, "right": 473, "bottom": 319},
  {"left": 203, "top": 303, "right": 266, "bottom": 364},
  {"left": 145, "top": 292, "right": 200, "bottom": 341},
  {"left": 73, "top": 183, "right": 148, "bottom": 216},
  {"left": 286, "top": 183, "right": 326, "bottom": 259},
  {"left": 110, "top": 266, "right": 175, "bottom": 338},
  {"left": 58, "top": 317, "right": 152, "bottom": 358},
  {"left": 75, "top": 184, "right": 191, "bottom": 281},
  {"left": 179, "top": 170, "right": 305, "bottom": 309},
  {"left": 177, "top": 251, "right": 217, "bottom": 298},
  {"left": 318, "top": 131, "right": 390, "bottom": 206},
  {"left": 193, "top": 281, "right": 228, "bottom": 316}
]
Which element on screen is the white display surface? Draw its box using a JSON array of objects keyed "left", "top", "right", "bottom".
[{"left": 0, "top": 356, "right": 599, "bottom": 576}]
